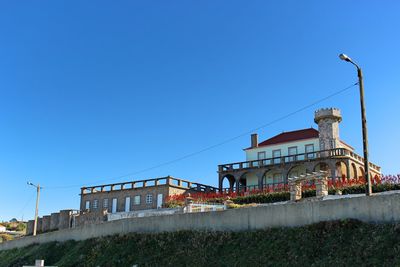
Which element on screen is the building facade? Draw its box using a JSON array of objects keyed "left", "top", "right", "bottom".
[
  {"left": 25, "top": 176, "right": 217, "bottom": 236},
  {"left": 80, "top": 176, "right": 217, "bottom": 213},
  {"left": 218, "top": 108, "right": 381, "bottom": 191}
]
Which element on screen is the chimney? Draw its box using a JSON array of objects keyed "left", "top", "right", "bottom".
[{"left": 251, "top": 134, "right": 258, "bottom": 148}]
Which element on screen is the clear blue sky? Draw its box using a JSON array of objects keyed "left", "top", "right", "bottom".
[{"left": 0, "top": 1, "right": 399, "bottom": 221}]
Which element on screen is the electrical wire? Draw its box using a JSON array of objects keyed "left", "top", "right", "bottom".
[
  {"left": 17, "top": 191, "right": 36, "bottom": 220},
  {"left": 45, "top": 82, "right": 358, "bottom": 189}
]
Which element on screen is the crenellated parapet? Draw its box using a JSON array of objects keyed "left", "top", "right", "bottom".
[{"left": 314, "top": 108, "right": 342, "bottom": 123}]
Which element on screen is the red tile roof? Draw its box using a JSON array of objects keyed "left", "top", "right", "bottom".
[{"left": 246, "top": 128, "right": 319, "bottom": 149}]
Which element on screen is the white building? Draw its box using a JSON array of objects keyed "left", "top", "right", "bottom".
[{"left": 218, "top": 108, "right": 381, "bottom": 191}]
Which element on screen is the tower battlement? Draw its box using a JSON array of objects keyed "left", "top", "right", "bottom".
[{"left": 314, "top": 108, "right": 342, "bottom": 123}]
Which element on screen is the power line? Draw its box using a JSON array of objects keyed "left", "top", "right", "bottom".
[
  {"left": 46, "top": 82, "right": 357, "bottom": 189},
  {"left": 17, "top": 191, "right": 35, "bottom": 219}
]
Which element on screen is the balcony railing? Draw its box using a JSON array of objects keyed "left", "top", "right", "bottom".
[
  {"left": 220, "top": 182, "right": 288, "bottom": 193},
  {"left": 218, "top": 148, "right": 380, "bottom": 173},
  {"left": 81, "top": 176, "right": 218, "bottom": 195}
]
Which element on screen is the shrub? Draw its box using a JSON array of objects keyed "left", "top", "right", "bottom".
[{"left": 164, "top": 174, "right": 400, "bottom": 207}]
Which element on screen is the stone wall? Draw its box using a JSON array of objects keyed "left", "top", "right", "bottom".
[
  {"left": 75, "top": 210, "right": 108, "bottom": 227},
  {"left": 36, "top": 218, "right": 42, "bottom": 234},
  {"left": 50, "top": 213, "right": 60, "bottom": 231},
  {"left": 80, "top": 185, "right": 171, "bottom": 212},
  {"left": 26, "top": 220, "right": 34, "bottom": 236},
  {"left": 59, "top": 210, "right": 74, "bottom": 230},
  {"left": 25, "top": 210, "right": 75, "bottom": 236},
  {"left": 41, "top": 216, "right": 51, "bottom": 233}
]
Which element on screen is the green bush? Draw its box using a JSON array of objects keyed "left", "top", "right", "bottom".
[
  {"left": 1, "top": 220, "right": 400, "bottom": 266},
  {"left": 15, "top": 223, "right": 26, "bottom": 232},
  {"left": 165, "top": 183, "right": 400, "bottom": 208},
  {"left": 231, "top": 183, "right": 400, "bottom": 205},
  {"left": 233, "top": 191, "right": 290, "bottom": 204}
]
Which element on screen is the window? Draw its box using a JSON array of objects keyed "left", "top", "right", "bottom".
[
  {"left": 288, "top": 147, "right": 297, "bottom": 162},
  {"left": 330, "top": 139, "right": 336, "bottom": 149},
  {"left": 257, "top": 151, "right": 266, "bottom": 160},
  {"left": 93, "top": 199, "right": 99, "bottom": 209},
  {"left": 272, "top": 149, "right": 281, "bottom": 164},
  {"left": 133, "top": 195, "right": 141, "bottom": 205},
  {"left": 305, "top": 144, "right": 315, "bottom": 159},
  {"left": 103, "top": 198, "right": 109, "bottom": 209},
  {"left": 125, "top": 197, "right": 131, "bottom": 212},
  {"left": 273, "top": 173, "right": 283, "bottom": 184},
  {"left": 146, "top": 194, "right": 153, "bottom": 204},
  {"left": 85, "top": 200, "right": 90, "bottom": 210}
]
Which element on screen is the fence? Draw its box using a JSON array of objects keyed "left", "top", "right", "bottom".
[
  {"left": 184, "top": 203, "right": 226, "bottom": 213},
  {"left": 107, "top": 208, "right": 181, "bottom": 221}
]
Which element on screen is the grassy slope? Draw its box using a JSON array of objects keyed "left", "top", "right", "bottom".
[{"left": 1, "top": 220, "right": 400, "bottom": 267}]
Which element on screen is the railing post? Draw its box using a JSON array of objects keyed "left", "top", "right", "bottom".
[{"left": 185, "top": 195, "right": 194, "bottom": 213}]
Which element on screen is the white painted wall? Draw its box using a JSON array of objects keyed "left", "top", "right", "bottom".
[
  {"left": 243, "top": 137, "right": 354, "bottom": 186},
  {"left": 245, "top": 138, "right": 320, "bottom": 161},
  {"left": 244, "top": 138, "right": 319, "bottom": 186}
]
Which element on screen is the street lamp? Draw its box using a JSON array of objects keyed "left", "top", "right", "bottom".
[
  {"left": 27, "top": 182, "right": 42, "bottom": 236},
  {"left": 339, "top": 53, "right": 372, "bottom": 196}
]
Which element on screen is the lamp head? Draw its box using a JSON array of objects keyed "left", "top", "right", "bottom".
[{"left": 339, "top": 53, "right": 352, "bottom": 62}]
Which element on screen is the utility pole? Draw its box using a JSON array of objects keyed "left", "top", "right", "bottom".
[
  {"left": 339, "top": 54, "right": 372, "bottom": 195},
  {"left": 27, "top": 182, "right": 42, "bottom": 236}
]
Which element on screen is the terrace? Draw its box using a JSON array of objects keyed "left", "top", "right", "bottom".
[
  {"left": 81, "top": 176, "right": 218, "bottom": 195},
  {"left": 218, "top": 147, "right": 381, "bottom": 192}
]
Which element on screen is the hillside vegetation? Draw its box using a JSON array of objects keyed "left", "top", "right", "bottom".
[
  {"left": 1, "top": 219, "right": 400, "bottom": 267},
  {"left": 0, "top": 221, "right": 26, "bottom": 243}
]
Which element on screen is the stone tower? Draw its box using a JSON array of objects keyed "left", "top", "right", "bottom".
[{"left": 314, "top": 108, "right": 342, "bottom": 151}]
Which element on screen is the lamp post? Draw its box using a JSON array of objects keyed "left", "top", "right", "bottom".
[
  {"left": 339, "top": 53, "right": 372, "bottom": 196},
  {"left": 27, "top": 182, "right": 42, "bottom": 236}
]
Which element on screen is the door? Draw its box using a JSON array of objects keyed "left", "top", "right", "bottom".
[
  {"left": 125, "top": 197, "right": 130, "bottom": 212},
  {"left": 112, "top": 198, "right": 117, "bottom": 213},
  {"left": 157, "top": 194, "right": 163, "bottom": 209}
]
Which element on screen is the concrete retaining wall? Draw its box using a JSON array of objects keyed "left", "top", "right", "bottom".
[{"left": 2, "top": 192, "right": 400, "bottom": 251}]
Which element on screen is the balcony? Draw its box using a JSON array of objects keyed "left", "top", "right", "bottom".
[{"left": 218, "top": 148, "right": 381, "bottom": 173}]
